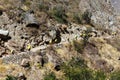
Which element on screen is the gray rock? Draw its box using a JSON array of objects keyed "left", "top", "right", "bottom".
[
  {"left": 111, "top": 0, "right": 120, "bottom": 13},
  {"left": 79, "top": 0, "right": 91, "bottom": 14},
  {"left": 4, "top": 40, "right": 25, "bottom": 53},
  {"left": 0, "top": 12, "right": 10, "bottom": 26},
  {"left": 24, "top": 13, "right": 39, "bottom": 28},
  {"left": 91, "top": 11, "right": 110, "bottom": 29},
  {"left": 43, "top": 35, "right": 52, "bottom": 42},
  {"left": 45, "top": 48, "right": 62, "bottom": 66},
  {"left": 79, "top": 0, "right": 118, "bottom": 29},
  {"left": 2, "top": 52, "right": 32, "bottom": 64},
  {"left": 35, "top": 55, "right": 42, "bottom": 63},
  {"left": 30, "top": 45, "right": 47, "bottom": 53},
  {"left": 49, "top": 30, "right": 57, "bottom": 40},
  {"left": 0, "top": 29, "right": 9, "bottom": 36},
  {"left": 17, "top": 72, "right": 26, "bottom": 80},
  {"left": 21, "top": 59, "right": 30, "bottom": 67}
]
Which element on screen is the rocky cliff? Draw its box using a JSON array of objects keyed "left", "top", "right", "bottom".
[{"left": 0, "top": 0, "right": 120, "bottom": 80}]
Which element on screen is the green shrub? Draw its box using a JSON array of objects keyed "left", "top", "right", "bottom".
[
  {"left": 49, "top": 5, "right": 68, "bottom": 23},
  {"left": 61, "top": 57, "right": 106, "bottom": 80},
  {"left": 68, "top": 57, "right": 87, "bottom": 68},
  {"left": 72, "top": 10, "right": 92, "bottom": 24},
  {"left": 39, "top": 1, "right": 49, "bottom": 12},
  {"left": 44, "top": 72, "right": 56, "bottom": 80},
  {"left": 93, "top": 71, "right": 106, "bottom": 80},
  {"left": 110, "top": 71, "right": 120, "bottom": 80},
  {"left": 73, "top": 13, "right": 82, "bottom": 24},
  {"left": 73, "top": 40, "right": 85, "bottom": 53},
  {"left": 6, "top": 75, "right": 17, "bottom": 80},
  {"left": 82, "top": 10, "right": 92, "bottom": 24},
  {"left": 63, "top": 67, "right": 94, "bottom": 80},
  {"left": 61, "top": 58, "right": 90, "bottom": 80}
]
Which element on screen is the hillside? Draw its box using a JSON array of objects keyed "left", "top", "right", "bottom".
[{"left": 0, "top": 0, "right": 120, "bottom": 80}]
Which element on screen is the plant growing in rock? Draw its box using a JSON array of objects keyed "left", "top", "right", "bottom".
[
  {"left": 6, "top": 75, "right": 17, "bottom": 80},
  {"left": 82, "top": 10, "right": 92, "bottom": 24},
  {"left": 61, "top": 58, "right": 90, "bottom": 80},
  {"left": 44, "top": 72, "right": 57, "bottom": 80},
  {"left": 60, "top": 57, "right": 106, "bottom": 80},
  {"left": 73, "top": 40, "right": 85, "bottom": 53},
  {"left": 110, "top": 71, "right": 120, "bottom": 80},
  {"left": 39, "top": 1, "right": 49, "bottom": 12},
  {"left": 73, "top": 13, "right": 82, "bottom": 24},
  {"left": 49, "top": 5, "right": 68, "bottom": 23},
  {"left": 73, "top": 27, "right": 93, "bottom": 53},
  {"left": 81, "top": 27, "right": 93, "bottom": 45},
  {"left": 93, "top": 71, "right": 106, "bottom": 80}
]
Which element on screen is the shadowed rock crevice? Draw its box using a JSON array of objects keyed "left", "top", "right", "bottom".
[{"left": 0, "top": 10, "right": 3, "bottom": 16}]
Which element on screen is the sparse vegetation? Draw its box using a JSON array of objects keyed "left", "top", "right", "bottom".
[
  {"left": 72, "top": 10, "right": 92, "bottom": 24},
  {"left": 39, "top": 1, "right": 49, "bottom": 12},
  {"left": 62, "top": 58, "right": 106, "bottom": 80},
  {"left": 23, "top": 0, "right": 31, "bottom": 6},
  {"left": 110, "top": 71, "right": 120, "bottom": 80},
  {"left": 49, "top": 5, "right": 68, "bottom": 23},
  {"left": 82, "top": 10, "right": 92, "bottom": 24},
  {"left": 81, "top": 27, "right": 93, "bottom": 45},
  {"left": 73, "top": 13, "right": 82, "bottom": 24},
  {"left": 93, "top": 71, "right": 106, "bottom": 80},
  {"left": 73, "top": 40, "right": 85, "bottom": 53},
  {"left": 6, "top": 75, "right": 17, "bottom": 80},
  {"left": 73, "top": 28, "right": 93, "bottom": 53},
  {"left": 60, "top": 57, "right": 106, "bottom": 80},
  {"left": 44, "top": 72, "right": 57, "bottom": 80}
]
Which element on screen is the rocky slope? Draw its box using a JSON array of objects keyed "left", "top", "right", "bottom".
[{"left": 0, "top": 0, "right": 120, "bottom": 80}]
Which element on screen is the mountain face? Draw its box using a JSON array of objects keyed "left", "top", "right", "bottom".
[
  {"left": 111, "top": 0, "right": 120, "bottom": 13},
  {"left": 0, "top": 0, "right": 120, "bottom": 80}
]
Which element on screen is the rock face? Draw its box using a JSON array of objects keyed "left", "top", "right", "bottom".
[
  {"left": 0, "top": 29, "right": 9, "bottom": 36},
  {"left": 111, "top": 0, "right": 120, "bottom": 13},
  {"left": 0, "top": 12, "right": 10, "bottom": 26},
  {"left": 79, "top": 0, "right": 120, "bottom": 31},
  {"left": 24, "top": 12, "right": 39, "bottom": 28},
  {"left": 0, "top": 0, "right": 120, "bottom": 80},
  {"left": 21, "top": 59, "right": 30, "bottom": 68}
]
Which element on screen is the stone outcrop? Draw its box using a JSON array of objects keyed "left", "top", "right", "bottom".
[{"left": 0, "top": 0, "right": 120, "bottom": 79}]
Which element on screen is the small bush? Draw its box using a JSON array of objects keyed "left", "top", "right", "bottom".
[
  {"left": 110, "top": 71, "right": 120, "bottom": 80},
  {"left": 6, "top": 75, "right": 17, "bottom": 80},
  {"left": 82, "top": 10, "right": 92, "bottom": 24},
  {"left": 49, "top": 5, "right": 68, "bottom": 23},
  {"left": 72, "top": 11, "right": 92, "bottom": 24},
  {"left": 64, "top": 67, "right": 94, "bottom": 80},
  {"left": 73, "top": 13, "right": 82, "bottom": 24},
  {"left": 44, "top": 72, "right": 57, "bottom": 80},
  {"left": 62, "top": 65, "right": 94, "bottom": 80},
  {"left": 93, "top": 71, "right": 106, "bottom": 80},
  {"left": 61, "top": 58, "right": 92, "bottom": 80},
  {"left": 73, "top": 40, "right": 85, "bottom": 53},
  {"left": 39, "top": 1, "right": 49, "bottom": 12},
  {"left": 68, "top": 57, "right": 87, "bottom": 68},
  {"left": 61, "top": 57, "right": 106, "bottom": 80}
]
